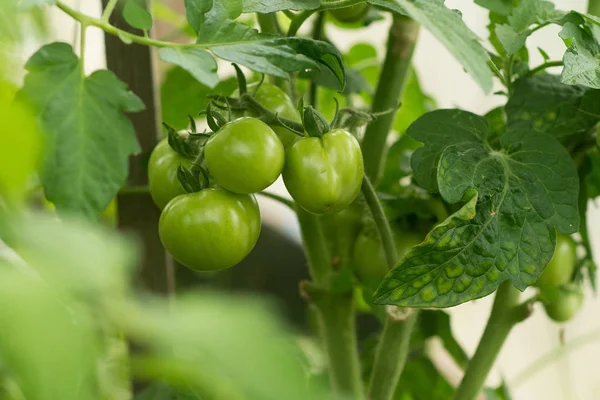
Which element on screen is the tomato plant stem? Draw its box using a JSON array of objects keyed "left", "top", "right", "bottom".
[
  {"left": 361, "top": 175, "right": 397, "bottom": 267},
  {"left": 524, "top": 60, "right": 563, "bottom": 77},
  {"left": 453, "top": 282, "right": 522, "bottom": 400},
  {"left": 589, "top": 0, "right": 600, "bottom": 16},
  {"left": 368, "top": 310, "right": 419, "bottom": 400},
  {"left": 295, "top": 209, "right": 364, "bottom": 398},
  {"left": 309, "top": 12, "right": 325, "bottom": 107},
  {"left": 361, "top": 16, "right": 419, "bottom": 182},
  {"left": 100, "top": 0, "right": 118, "bottom": 23}
]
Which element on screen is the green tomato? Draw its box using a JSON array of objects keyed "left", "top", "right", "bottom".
[
  {"left": 205, "top": 117, "right": 285, "bottom": 194},
  {"left": 283, "top": 129, "right": 364, "bottom": 214},
  {"left": 543, "top": 284, "right": 584, "bottom": 322},
  {"left": 535, "top": 233, "right": 576, "bottom": 288},
  {"left": 148, "top": 138, "right": 193, "bottom": 210},
  {"left": 235, "top": 82, "right": 301, "bottom": 148},
  {"left": 159, "top": 189, "right": 261, "bottom": 271},
  {"left": 353, "top": 228, "right": 422, "bottom": 285},
  {"left": 329, "top": 3, "right": 369, "bottom": 23}
]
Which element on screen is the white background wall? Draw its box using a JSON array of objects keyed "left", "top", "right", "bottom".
[{"left": 26, "top": 1, "right": 600, "bottom": 399}]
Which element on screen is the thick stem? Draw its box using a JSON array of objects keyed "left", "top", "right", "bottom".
[
  {"left": 362, "top": 16, "right": 419, "bottom": 182},
  {"left": 453, "top": 282, "right": 523, "bottom": 400},
  {"left": 588, "top": 0, "right": 600, "bottom": 16},
  {"left": 295, "top": 209, "right": 364, "bottom": 398},
  {"left": 315, "top": 295, "right": 364, "bottom": 398},
  {"left": 309, "top": 12, "right": 325, "bottom": 107},
  {"left": 368, "top": 310, "right": 419, "bottom": 400}
]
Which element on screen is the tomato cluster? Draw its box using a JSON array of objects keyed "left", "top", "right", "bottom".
[{"left": 148, "top": 83, "right": 365, "bottom": 272}]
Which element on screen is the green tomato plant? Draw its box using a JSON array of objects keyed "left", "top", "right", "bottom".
[{"left": 1, "top": 0, "right": 600, "bottom": 400}]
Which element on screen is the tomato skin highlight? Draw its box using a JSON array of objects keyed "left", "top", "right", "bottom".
[
  {"left": 283, "top": 128, "right": 364, "bottom": 215},
  {"left": 205, "top": 117, "right": 285, "bottom": 194},
  {"left": 235, "top": 82, "right": 301, "bottom": 148},
  {"left": 158, "top": 189, "right": 261, "bottom": 271},
  {"left": 535, "top": 233, "right": 576, "bottom": 288},
  {"left": 543, "top": 284, "right": 584, "bottom": 322},
  {"left": 353, "top": 227, "right": 422, "bottom": 285},
  {"left": 148, "top": 139, "right": 193, "bottom": 210}
]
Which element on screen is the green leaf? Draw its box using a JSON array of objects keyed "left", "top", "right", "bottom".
[
  {"left": 367, "top": 0, "right": 407, "bottom": 15},
  {"left": 242, "top": 0, "right": 319, "bottom": 13},
  {"left": 474, "top": 0, "right": 513, "bottom": 16},
  {"left": 123, "top": 0, "right": 153, "bottom": 31},
  {"left": 18, "top": 42, "right": 144, "bottom": 219},
  {"left": 506, "top": 75, "right": 600, "bottom": 139},
  {"left": 158, "top": 47, "right": 218, "bottom": 88},
  {"left": 133, "top": 382, "right": 197, "bottom": 400},
  {"left": 373, "top": 110, "right": 580, "bottom": 307},
  {"left": 484, "top": 382, "right": 512, "bottom": 400},
  {"left": 374, "top": 0, "right": 493, "bottom": 93},
  {"left": 494, "top": 0, "right": 563, "bottom": 55},
  {"left": 560, "top": 21, "right": 600, "bottom": 89},
  {"left": 183, "top": 0, "right": 345, "bottom": 87},
  {"left": 161, "top": 66, "right": 237, "bottom": 130}
]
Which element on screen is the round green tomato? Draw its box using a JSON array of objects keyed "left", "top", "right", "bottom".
[
  {"left": 235, "top": 82, "right": 301, "bottom": 148},
  {"left": 353, "top": 228, "right": 422, "bottom": 285},
  {"left": 283, "top": 129, "right": 363, "bottom": 214},
  {"left": 205, "top": 117, "right": 285, "bottom": 194},
  {"left": 535, "top": 233, "right": 576, "bottom": 288},
  {"left": 159, "top": 189, "right": 261, "bottom": 271},
  {"left": 148, "top": 138, "right": 193, "bottom": 210},
  {"left": 329, "top": 3, "right": 369, "bottom": 23},
  {"left": 543, "top": 284, "right": 584, "bottom": 322}
]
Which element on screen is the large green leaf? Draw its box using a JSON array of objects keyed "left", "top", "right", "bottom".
[
  {"left": 506, "top": 74, "right": 600, "bottom": 139},
  {"left": 242, "top": 0, "right": 319, "bottom": 13},
  {"left": 474, "top": 0, "right": 513, "bottom": 16},
  {"left": 123, "top": 0, "right": 153, "bottom": 31},
  {"left": 560, "top": 21, "right": 600, "bottom": 89},
  {"left": 18, "top": 42, "right": 144, "bottom": 219},
  {"left": 158, "top": 47, "right": 218, "bottom": 88},
  {"left": 370, "top": 0, "right": 493, "bottom": 93},
  {"left": 183, "top": 0, "right": 345, "bottom": 87},
  {"left": 373, "top": 110, "right": 579, "bottom": 307}
]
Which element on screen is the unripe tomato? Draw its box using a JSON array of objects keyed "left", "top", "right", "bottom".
[
  {"left": 283, "top": 129, "right": 363, "bottom": 214},
  {"left": 543, "top": 283, "right": 584, "bottom": 322},
  {"left": 235, "top": 82, "right": 301, "bottom": 148},
  {"left": 148, "top": 139, "right": 193, "bottom": 210},
  {"left": 535, "top": 233, "right": 576, "bottom": 288},
  {"left": 353, "top": 227, "right": 422, "bottom": 285},
  {"left": 159, "top": 189, "right": 261, "bottom": 271},
  {"left": 205, "top": 117, "right": 285, "bottom": 194},
  {"left": 329, "top": 3, "right": 369, "bottom": 23}
]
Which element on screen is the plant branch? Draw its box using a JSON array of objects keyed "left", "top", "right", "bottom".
[
  {"left": 361, "top": 175, "right": 397, "bottom": 267},
  {"left": 100, "top": 0, "right": 118, "bottom": 23},
  {"left": 79, "top": 23, "right": 87, "bottom": 75},
  {"left": 453, "top": 282, "right": 526, "bottom": 400},
  {"left": 256, "top": 191, "right": 295, "bottom": 209},
  {"left": 309, "top": 12, "right": 326, "bottom": 107},
  {"left": 589, "top": 0, "right": 600, "bottom": 16},
  {"left": 368, "top": 309, "right": 419, "bottom": 400},
  {"left": 295, "top": 208, "right": 365, "bottom": 398},
  {"left": 361, "top": 16, "right": 420, "bottom": 182},
  {"left": 525, "top": 60, "right": 563, "bottom": 77}
]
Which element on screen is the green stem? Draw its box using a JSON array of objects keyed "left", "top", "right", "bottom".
[
  {"left": 295, "top": 208, "right": 364, "bottom": 398},
  {"left": 361, "top": 175, "right": 397, "bottom": 267},
  {"left": 287, "top": 10, "right": 314, "bottom": 37},
  {"left": 525, "top": 60, "right": 563, "bottom": 77},
  {"left": 241, "top": 94, "right": 305, "bottom": 134},
  {"left": 101, "top": 0, "right": 118, "bottom": 22},
  {"left": 256, "top": 191, "right": 295, "bottom": 209},
  {"left": 362, "top": 16, "right": 420, "bottom": 182},
  {"left": 589, "top": 0, "right": 600, "bottom": 16},
  {"left": 453, "top": 282, "right": 524, "bottom": 400},
  {"left": 368, "top": 311, "right": 419, "bottom": 400},
  {"left": 79, "top": 23, "right": 87, "bottom": 75},
  {"left": 309, "top": 12, "right": 325, "bottom": 107},
  {"left": 256, "top": 13, "right": 279, "bottom": 35}
]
